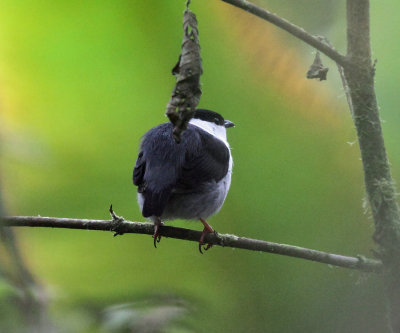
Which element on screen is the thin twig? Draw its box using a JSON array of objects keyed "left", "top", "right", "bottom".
[
  {"left": 316, "top": 36, "right": 354, "bottom": 114},
  {"left": 2, "top": 216, "right": 382, "bottom": 273},
  {"left": 336, "top": 62, "right": 354, "bottom": 114},
  {"left": 221, "top": 0, "right": 348, "bottom": 68}
]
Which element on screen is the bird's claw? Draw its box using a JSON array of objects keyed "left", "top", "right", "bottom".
[
  {"left": 153, "top": 234, "right": 162, "bottom": 248},
  {"left": 198, "top": 242, "right": 213, "bottom": 254},
  {"left": 153, "top": 220, "right": 163, "bottom": 248},
  {"left": 198, "top": 219, "right": 215, "bottom": 254}
]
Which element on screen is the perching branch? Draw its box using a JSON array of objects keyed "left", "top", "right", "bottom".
[
  {"left": 2, "top": 215, "right": 382, "bottom": 273},
  {"left": 221, "top": 0, "right": 348, "bottom": 68}
]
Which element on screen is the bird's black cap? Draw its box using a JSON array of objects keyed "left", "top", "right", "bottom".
[{"left": 194, "top": 109, "right": 234, "bottom": 128}]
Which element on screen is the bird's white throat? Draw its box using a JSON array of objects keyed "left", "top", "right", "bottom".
[{"left": 189, "top": 118, "right": 229, "bottom": 148}]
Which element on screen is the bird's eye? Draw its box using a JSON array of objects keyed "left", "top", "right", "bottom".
[{"left": 214, "top": 117, "right": 220, "bottom": 124}]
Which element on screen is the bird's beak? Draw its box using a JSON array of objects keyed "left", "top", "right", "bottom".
[{"left": 224, "top": 120, "right": 235, "bottom": 128}]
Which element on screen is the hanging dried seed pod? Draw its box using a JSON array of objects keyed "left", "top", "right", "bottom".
[
  {"left": 166, "top": 1, "right": 203, "bottom": 143},
  {"left": 306, "top": 52, "right": 329, "bottom": 81}
]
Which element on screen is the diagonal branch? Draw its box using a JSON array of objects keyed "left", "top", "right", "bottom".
[
  {"left": 221, "top": 0, "right": 348, "bottom": 68},
  {"left": 2, "top": 215, "right": 382, "bottom": 273}
]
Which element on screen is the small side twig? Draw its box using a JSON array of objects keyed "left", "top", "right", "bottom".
[
  {"left": 109, "top": 204, "right": 124, "bottom": 236},
  {"left": 1, "top": 215, "right": 382, "bottom": 273}
]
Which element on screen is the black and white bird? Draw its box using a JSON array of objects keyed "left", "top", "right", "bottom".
[{"left": 133, "top": 109, "right": 234, "bottom": 252}]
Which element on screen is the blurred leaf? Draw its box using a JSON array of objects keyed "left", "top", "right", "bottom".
[{"left": 102, "top": 296, "right": 191, "bottom": 333}]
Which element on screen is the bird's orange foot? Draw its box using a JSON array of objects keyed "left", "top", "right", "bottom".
[
  {"left": 153, "top": 219, "right": 163, "bottom": 248},
  {"left": 199, "top": 218, "right": 214, "bottom": 254}
]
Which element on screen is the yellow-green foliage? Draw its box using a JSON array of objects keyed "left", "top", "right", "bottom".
[{"left": 1, "top": 1, "right": 399, "bottom": 332}]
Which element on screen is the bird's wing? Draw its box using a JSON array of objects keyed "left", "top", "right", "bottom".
[
  {"left": 133, "top": 123, "right": 186, "bottom": 217},
  {"left": 178, "top": 126, "right": 230, "bottom": 189},
  {"left": 133, "top": 151, "right": 145, "bottom": 189},
  {"left": 133, "top": 123, "right": 230, "bottom": 217}
]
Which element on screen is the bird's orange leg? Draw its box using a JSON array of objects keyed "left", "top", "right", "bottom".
[{"left": 199, "top": 218, "right": 214, "bottom": 254}]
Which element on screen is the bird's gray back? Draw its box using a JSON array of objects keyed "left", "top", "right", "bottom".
[{"left": 133, "top": 122, "right": 231, "bottom": 219}]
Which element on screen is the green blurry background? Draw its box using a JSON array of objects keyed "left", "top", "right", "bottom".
[{"left": 0, "top": 0, "right": 399, "bottom": 332}]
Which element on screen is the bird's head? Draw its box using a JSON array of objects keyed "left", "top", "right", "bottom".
[{"left": 189, "top": 109, "right": 234, "bottom": 144}]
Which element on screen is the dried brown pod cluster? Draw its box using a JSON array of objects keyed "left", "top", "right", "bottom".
[{"left": 165, "top": 3, "right": 203, "bottom": 143}]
